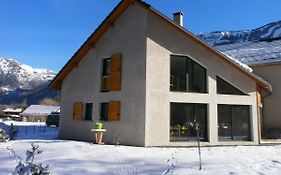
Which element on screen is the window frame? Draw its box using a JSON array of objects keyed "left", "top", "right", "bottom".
[
  {"left": 100, "top": 54, "right": 122, "bottom": 92},
  {"left": 84, "top": 103, "right": 93, "bottom": 121},
  {"left": 100, "top": 101, "right": 121, "bottom": 121},
  {"left": 217, "top": 104, "right": 251, "bottom": 141},
  {"left": 100, "top": 103, "right": 109, "bottom": 121},
  {"left": 216, "top": 76, "right": 248, "bottom": 96},
  {"left": 170, "top": 102, "right": 208, "bottom": 142},
  {"left": 170, "top": 54, "right": 208, "bottom": 94},
  {"left": 101, "top": 58, "right": 111, "bottom": 92}
]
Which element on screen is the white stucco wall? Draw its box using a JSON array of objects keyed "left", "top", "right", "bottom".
[
  {"left": 59, "top": 4, "right": 147, "bottom": 146},
  {"left": 145, "top": 12, "right": 259, "bottom": 146},
  {"left": 252, "top": 63, "right": 281, "bottom": 130}
]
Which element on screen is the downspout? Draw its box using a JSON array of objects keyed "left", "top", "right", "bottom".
[{"left": 259, "top": 89, "right": 272, "bottom": 143}]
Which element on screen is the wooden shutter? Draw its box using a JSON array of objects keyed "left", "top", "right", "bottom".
[
  {"left": 108, "top": 101, "right": 120, "bottom": 121},
  {"left": 110, "top": 54, "right": 122, "bottom": 91},
  {"left": 73, "top": 102, "right": 83, "bottom": 120}
]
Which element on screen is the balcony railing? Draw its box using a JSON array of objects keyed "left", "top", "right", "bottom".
[{"left": 101, "top": 75, "right": 110, "bottom": 92}]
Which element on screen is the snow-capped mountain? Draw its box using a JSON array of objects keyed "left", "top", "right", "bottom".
[
  {"left": 0, "top": 58, "right": 58, "bottom": 105},
  {"left": 197, "top": 20, "right": 281, "bottom": 46},
  {"left": 0, "top": 58, "right": 56, "bottom": 91}
]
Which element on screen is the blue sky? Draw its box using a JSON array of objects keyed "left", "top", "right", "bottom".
[{"left": 0, "top": 0, "right": 281, "bottom": 72}]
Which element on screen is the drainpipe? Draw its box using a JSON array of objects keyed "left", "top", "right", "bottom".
[{"left": 260, "top": 90, "right": 272, "bottom": 143}]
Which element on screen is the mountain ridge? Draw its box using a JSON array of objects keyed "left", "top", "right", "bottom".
[
  {"left": 196, "top": 20, "right": 281, "bottom": 46},
  {"left": 0, "top": 57, "right": 59, "bottom": 105}
]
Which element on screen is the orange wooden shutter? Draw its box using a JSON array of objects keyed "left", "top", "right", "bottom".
[
  {"left": 73, "top": 102, "right": 83, "bottom": 120},
  {"left": 110, "top": 54, "right": 122, "bottom": 91},
  {"left": 108, "top": 101, "right": 120, "bottom": 121}
]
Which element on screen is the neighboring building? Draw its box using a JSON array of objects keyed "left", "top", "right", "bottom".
[
  {"left": 216, "top": 39, "right": 281, "bottom": 138},
  {"left": 49, "top": 0, "right": 272, "bottom": 146},
  {"left": 20, "top": 105, "right": 60, "bottom": 122},
  {"left": 3, "top": 108, "right": 23, "bottom": 116},
  {"left": 3, "top": 108, "right": 23, "bottom": 120}
]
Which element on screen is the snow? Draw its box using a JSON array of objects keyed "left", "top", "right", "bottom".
[
  {"left": 216, "top": 40, "right": 281, "bottom": 65},
  {"left": 0, "top": 57, "right": 56, "bottom": 90},
  {"left": 1, "top": 121, "right": 281, "bottom": 174},
  {"left": 221, "top": 53, "right": 253, "bottom": 72},
  {"left": 274, "top": 28, "right": 281, "bottom": 38},
  {"left": 3, "top": 108, "right": 23, "bottom": 113},
  {"left": 21, "top": 105, "right": 60, "bottom": 115}
]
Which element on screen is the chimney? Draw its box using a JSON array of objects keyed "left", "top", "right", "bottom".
[{"left": 173, "top": 12, "right": 184, "bottom": 27}]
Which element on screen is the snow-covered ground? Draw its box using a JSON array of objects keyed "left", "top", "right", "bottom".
[{"left": 1, "top": 122, "right": 281, "bottom": 175}]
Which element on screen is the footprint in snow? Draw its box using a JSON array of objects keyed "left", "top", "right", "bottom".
[{"left": 272, "top": 160, "right": 281, "bottom": 164}]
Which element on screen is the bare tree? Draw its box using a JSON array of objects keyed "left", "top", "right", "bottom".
[{"left": 39, "top": 98, "right": 60, "bottom": 106}]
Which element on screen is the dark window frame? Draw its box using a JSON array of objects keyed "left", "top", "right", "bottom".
[
  {"left": 170, "top": 102, "right": 208, "bottom": 142},
  {"left": 216, "top": 76, "right": 248, "bottom": 95},
  {"left": 84, "top": 103, "right": 93, "bottom": 121},
  {"left": 102, "top": 58, "right": 111, "bottom": 76},
  {"left": 101, "top": 58, "right": 111, "bottom": 92},
  {"left": 100, "top": 103, "right": 109, "bottom": 121},
  {"left": 170, "top": 54, "right": 208, "bottom": 93},
  {"left": 218, "top": 104, "right": 251, "bottom": 141}
]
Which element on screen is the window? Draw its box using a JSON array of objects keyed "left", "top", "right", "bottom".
[
  {"left": 100, "top": 103, "right": 109, "bottom": 121},
  {"left": 170, "top": 55, "right": 207, "bottom": 93},
  {"left": 100, "top": 101, "right": 121, "bottom": 121},
  {"left": 101, "top": 54, "right": 122, "bottom": 92},
  {"left": 218, "top": 105, "right": 251, "bottom": 141},
  {"left": 217, "top": 76, "right": 247, "bottom": 95},
  {"left": 101, "top": 58, "right": 111, "bottom": 92},
  {"left": 84, "top": 103, "right": 93, "bottom": 120},
  {"left": 73, "top": 102, "right": 83, "bottom": 120},
  {"left": 170, "top": 103, "right": 208, "bottom": 142}
]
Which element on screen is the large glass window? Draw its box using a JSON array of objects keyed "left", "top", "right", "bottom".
[
  {"left": 170, "top": 55, "right": 207, "bottom": 93},
  {"left": 170, "top": 103, "right": 208, "bottom": 142},
  {"left": 218, "top": 105, "right": 251, "bottom": 141},
  {"left": 217, "top": 76, "right": 247, "bottom": 95}
]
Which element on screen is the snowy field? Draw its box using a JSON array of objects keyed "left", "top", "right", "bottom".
[{"left": 1, "top": 122, "right": 281, "bottom": 174}]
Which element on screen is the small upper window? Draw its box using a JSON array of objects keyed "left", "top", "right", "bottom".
[
  {"left": 217, "top": 76, "right": 247, "bottom": 95},
  {"left": 101, "top": 54, "right": 122, "bottom": 92},
  {"left": 170, "top": 55, "right": 207, "bottom": 93},
  {"left": 102, "top": 58, "right": 111, "bottom": 76}
]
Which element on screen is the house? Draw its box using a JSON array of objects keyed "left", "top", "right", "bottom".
[
  {"left": 3, "top": 108, "right": 23, "bottom": 120},
  {"left": 216, "top": 39, "right": 281, "bottom": 139},
  {"left": 3, "top": 108, "right": 23, "bottom": 116},
  {"left": 20, "top": 105, "right": 60, "bottom": 122},
  {"left": 49, "top": 0, "right": 272, "bottom": 147}
]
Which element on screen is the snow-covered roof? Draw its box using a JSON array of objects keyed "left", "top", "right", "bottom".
[
  {"left": 215, "top": 39, "right": 281, "bottom": 65},
  {"left": 20, "top": 105, "right": 60, "bottom": 115},
  {"left": 3, "top": 108, "right": 23, "bottom": 113}
]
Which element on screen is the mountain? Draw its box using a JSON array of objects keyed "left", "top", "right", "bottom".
[
  {"left": 196, "top": 20, "right": 281, "bottom": 46},
  {"left": 197, "top": 20, "right": 281, "bottom": 66},
  {"left": 0, "top": 58, "right": 59, "bottom": 105}
]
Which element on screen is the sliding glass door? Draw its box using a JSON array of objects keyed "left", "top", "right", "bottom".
[
  {"left": 218, "top": 105, "right": 251, "bottom": 141},
  {"left": 170, "top": 103, "right": 208, "bottom": 142}
]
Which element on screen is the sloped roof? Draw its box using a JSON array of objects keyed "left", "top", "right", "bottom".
[
  {"left": 49, "top": 0, "right": 272, "bottom": 92},
  {"left": 20, "top": 105, "right": 60, "bottom": 115},
  {"left": 216, "top": 39, "right": 281, "bottom": 66}
]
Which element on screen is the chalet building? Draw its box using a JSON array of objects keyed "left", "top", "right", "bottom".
[
  {"left": 20, "top": 105, "right": 60, "bottom": 122},
  {"left": 49, "top": 0, "right": 272, "bottom": 146}
]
